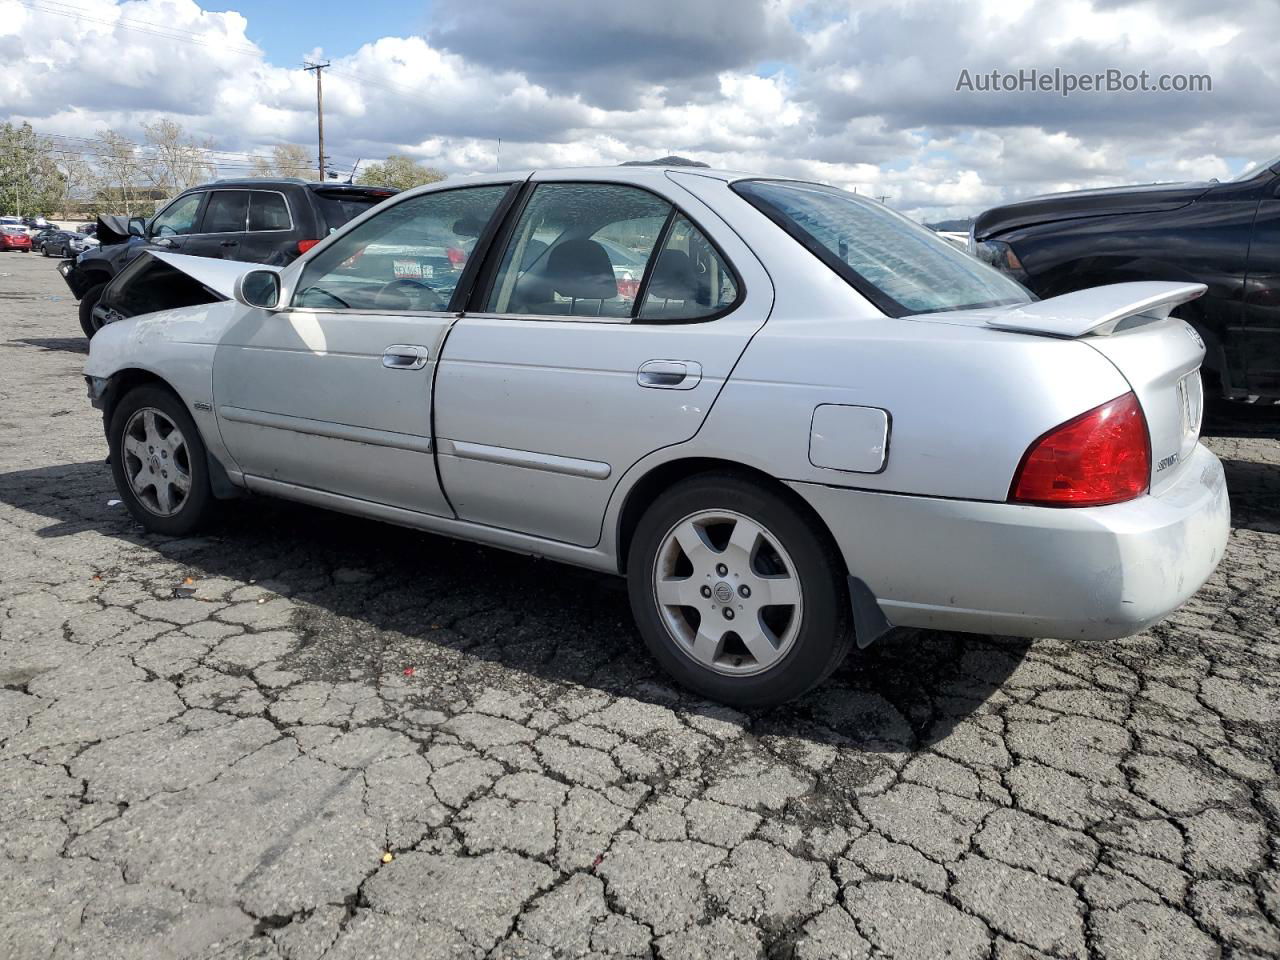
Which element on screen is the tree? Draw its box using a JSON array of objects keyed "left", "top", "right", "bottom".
[
  {"left": 357, "top": 155, "right": 445, "bottom": 191},
  {"left": 142, "top": 119, "right": 216, "bottom": 193},
  {"left": 250, "top": 144, "right": 315, "bottom": 180},
  {"left": 90, "top": 129, "right": 142, "bottom": 216},
  {"left": 0, "top": 122, "right": 68, "bottom": 217}
]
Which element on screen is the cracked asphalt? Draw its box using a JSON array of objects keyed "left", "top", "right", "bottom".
[{"left": 1, "top": 252, "right": 1278, "bottom": 960}]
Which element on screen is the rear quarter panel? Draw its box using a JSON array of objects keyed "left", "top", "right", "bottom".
[{"left": 687, "top": 315, "right": 1132, "bottom": 502}]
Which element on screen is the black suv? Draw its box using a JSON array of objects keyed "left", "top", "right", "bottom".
[
  {"left": 972, "top": 155, "right": 1280, "bottom": 402},
  {"left": 61, "top": 178, "right": 396, "bottom": 337}
]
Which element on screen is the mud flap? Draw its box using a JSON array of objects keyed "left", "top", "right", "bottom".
[{"left": 847, "top": 576, "right": 893, "bottom": 649}]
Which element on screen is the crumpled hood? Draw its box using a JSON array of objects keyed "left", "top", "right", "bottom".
[
  {"left": 974, "top": 181, "right": 1213, "bottom": 240},
  {"left": 150, "top": 251, "right": 279, "bottom": 299},
  {"left": 96, "top": 214, "right": 134, "bottom": 246}
]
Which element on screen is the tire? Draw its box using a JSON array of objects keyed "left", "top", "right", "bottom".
[
  {"left": 78, "top": 282, "right": 107, "bottom": 339},
  {"left": 108, "top": 385, "right": 215, "bottom": 536},
  {"left": 626, "top": 473, "right": 852, "bottom": 707},
  {"left": 61, "top": 245, "right": 70, "bottom": 257},
  {"left": 40, "top": 244, "right": 49, "bottom": 257}
]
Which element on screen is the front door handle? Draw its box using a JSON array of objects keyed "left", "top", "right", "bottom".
[
  {"left": 637, "top": 359, "right": 701, "bottom": 390},
  {"left": 382, "top": 344, "right": 429, "bottom": 370},
  {"left": 219, "top": 239, "right": 238, "bottom": 247}
]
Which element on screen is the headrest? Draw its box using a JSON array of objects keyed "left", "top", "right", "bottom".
[
  {"left": 544, "top": 238, "right": 617, "bottom": 300},
  {"left": 646, "top": 249, "right": 698, "bottom": 301}
]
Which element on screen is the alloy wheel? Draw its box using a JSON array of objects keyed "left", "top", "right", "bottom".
[
  {"left": 652, "top": 509, "right": 804, "bottom": 676},
  {"left": 121, "top": 408, "right": 193, "bottom": 517}
]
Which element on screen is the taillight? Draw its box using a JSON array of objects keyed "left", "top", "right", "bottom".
[
  {"left": 617, "top": 277, "right": 640, "bottom": 300},
  {"left": 297, "top": 238, "right": 321, "bottom": 254},
  {"left": 1009, "top": 392, "right": 1150, "bottom": 507},
  {"left": 446, "top": 247, "right": 466, "bottom": 267}
]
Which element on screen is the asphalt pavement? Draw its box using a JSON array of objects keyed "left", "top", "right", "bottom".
[{"left": 1, "top": 251, "right": 1278, "bottom": 959}]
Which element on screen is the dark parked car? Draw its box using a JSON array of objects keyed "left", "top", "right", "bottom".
[
  {"left": 37, "top": 230, "right": 92, "bottom": 257},
  {"left": 31, "top": 227, "right": 62, "bottom": 249},
  {"left": 971, "top": 155, "right": 1280, "bottom": 401},
  {"left": 61, "top": 178, "right": 397, "bottom": 338}
]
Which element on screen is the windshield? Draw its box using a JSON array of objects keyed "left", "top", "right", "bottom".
[
  {"left": 733, "top": 180, "right": 1031, "bottom": 316},
  {"left": 1232, "top": 154, "right": 1280, "bottom": 182}
]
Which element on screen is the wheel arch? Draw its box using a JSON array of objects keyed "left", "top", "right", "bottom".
[
  {"left": 103, "top": 368, "right": 240, "bottom": 500},
  {"left": 102, "top": 367, "right": 177, "bottom": 427},
  {"left": 67, "top": 265, "right": 114, "bottom": 299},
  {"left": 614, "top": 456, "right": 846, "bottom": 578}
]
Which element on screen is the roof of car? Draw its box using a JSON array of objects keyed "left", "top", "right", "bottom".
[
  {"left": 196, "top": 178, "right": 399, "bottom": 192},
  {"left": 388, "top": 165, "right": 767, "bottom": 203}
]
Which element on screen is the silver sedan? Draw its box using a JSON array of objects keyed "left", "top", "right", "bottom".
[{"left": 83, "top": 166, "right": 1229, "bottom": 705}]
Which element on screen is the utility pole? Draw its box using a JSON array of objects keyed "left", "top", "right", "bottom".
[
  {"left": 875, "top": 194, "right": 892, "bottom": 204},
  {"left": 304, "top": 61, "right": 330, "bottom": 181}
]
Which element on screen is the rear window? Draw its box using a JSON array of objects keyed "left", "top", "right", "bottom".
[
  {"left": 733, "top": 179, "right": 1031, "bottom": 316},
  {"left": 312, "top": 188, "right": 396, "bottom": 233}
]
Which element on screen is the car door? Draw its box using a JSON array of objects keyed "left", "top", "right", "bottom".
[
  {"left": 211, "top": 182, "right": 517, "bottom": 516},
  {"left": 237, "top": 189, "right": 298, "bottom": 265},
  {"left": 434, "top": 176, "right": 771, "bottom": 547},
  {"left": 183, "top": 189, "right": 250, "bottom": 260}
]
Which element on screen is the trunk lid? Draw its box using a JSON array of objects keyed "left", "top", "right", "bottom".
[{"left": 912, "top": 282, "right": 1208, "bottom": 493}]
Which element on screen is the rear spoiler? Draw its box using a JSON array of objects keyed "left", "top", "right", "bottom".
[{"left": 985, "top": 282, "right": 1206, "bottom": 338}]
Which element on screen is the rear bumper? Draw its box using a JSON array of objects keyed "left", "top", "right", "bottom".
[{"left": 789, "top": 442, "right": 1230, "bottom": 641}]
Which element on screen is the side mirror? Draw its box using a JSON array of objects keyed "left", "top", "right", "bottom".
[
  {"left": 234, "top": 269, "right": 281, "bottom": 309},
  {"left": 127, "top": 216, "right": 147, "bottom": 238}
]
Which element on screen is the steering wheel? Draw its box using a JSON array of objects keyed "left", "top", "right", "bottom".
[{"left": 373, "top": 278, "right": 444, "bottom": 311}]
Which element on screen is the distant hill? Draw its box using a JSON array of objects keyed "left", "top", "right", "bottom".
[
  {"left": 926, "top": 218, "right": 973, "bottom": 232},
  {"left": 620, "top": 156, "right": 710, "bottom": 168}
]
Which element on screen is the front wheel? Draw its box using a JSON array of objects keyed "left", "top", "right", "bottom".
[
  {"left": 108, "top": 385, "right": 215, "bottom": 536},
  {"left": 626, "top": 474, "right": 853, "bottom": 707},
  {"left": 78, "top": 282, "right": 107, "bottom": 339},
  {"left": 40, "top": 244, "right": 49, "bottom": 257}
]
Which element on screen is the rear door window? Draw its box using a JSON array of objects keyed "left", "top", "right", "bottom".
[
  {"left": 248, "top": 191, "right": 292, "bottom": 231},
  {"left": 484, "top": 183, "right": 670, "bottom": 318},
  {"left": 483, "top": 182, "right": 741, "bottom": 322},
  {"left": 201, "top": 190, "right": 250, "bottom": 234},
  {"left": 638, "top": 215, "right": 739, "bottom": 321}
]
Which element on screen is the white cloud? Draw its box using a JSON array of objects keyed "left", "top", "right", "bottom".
[{"left": 1, "top": 0, "right": 1276, "bottom": 221}]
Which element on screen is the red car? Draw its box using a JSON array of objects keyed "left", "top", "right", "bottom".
[{"left": 1, "top": 228, "right": 32, "bottom": 252}]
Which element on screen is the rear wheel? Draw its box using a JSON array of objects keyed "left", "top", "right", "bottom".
[
  {"left": 626, "top": 474, "right": 852, "bottom": 707},
  {"left": 108, "top": 385, "right": 214, "bottom": 536},
  {"left": 78, "top": 282, "right": 107, "bottom": 339}
]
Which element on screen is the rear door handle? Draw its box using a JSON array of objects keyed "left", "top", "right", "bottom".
[
  {"left": 383, "top": 344, "right": 429, "bottom": 370},
  {"left": 219, "top": 239, "right": 238, "bottom": 247},
  {"left": 637, "top": 359, "right": 702, "bottom": 390}
]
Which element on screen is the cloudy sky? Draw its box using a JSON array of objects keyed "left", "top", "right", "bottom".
[{"left": 2, "top": 0, "right": 1277, "bottom": 221}]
